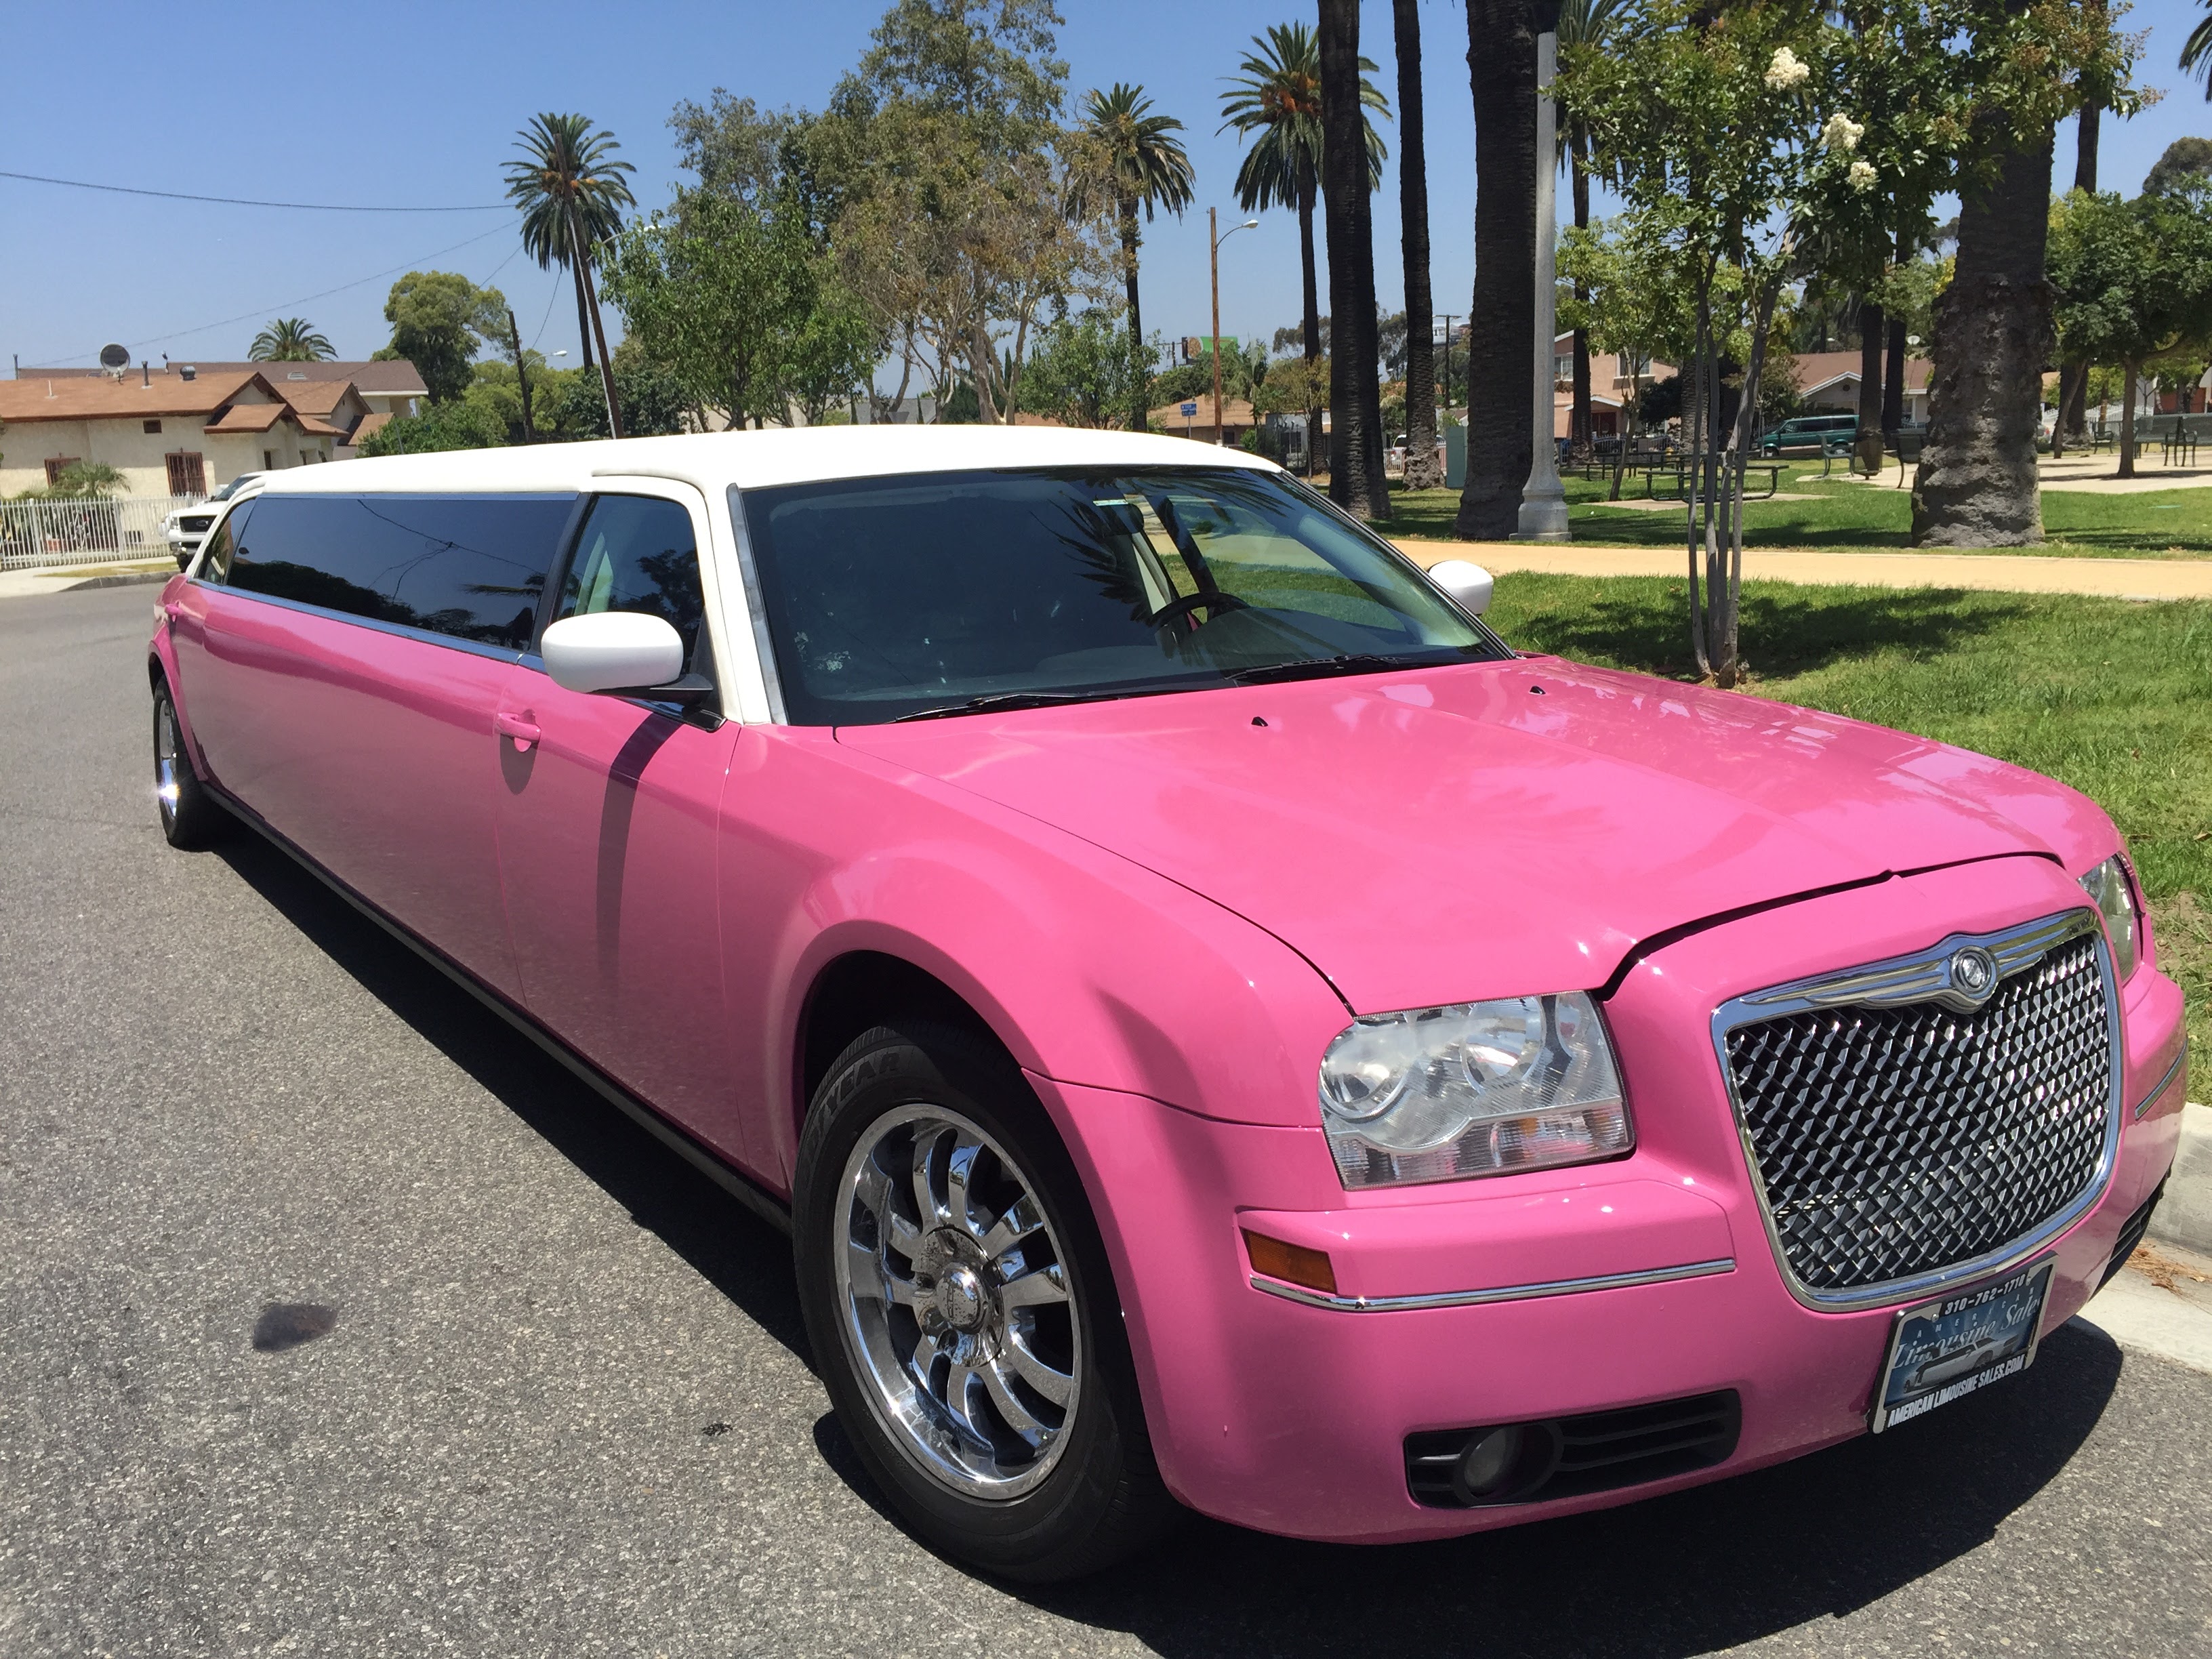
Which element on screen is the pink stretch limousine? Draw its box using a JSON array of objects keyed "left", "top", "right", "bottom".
[{"left": 148, "top": 429, "right": 2188, "bottom": 1580}]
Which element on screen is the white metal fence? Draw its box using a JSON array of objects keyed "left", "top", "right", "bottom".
[{"left": 0, "top": 493, "right": 199, "bottom": 571}]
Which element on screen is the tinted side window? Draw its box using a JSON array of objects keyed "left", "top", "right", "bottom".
[
  {"left": 197, "top": 501, "right": 250, "bottom": 582},
  {"left": 230, "top": 494, "right": 573, "bottom": 650},
  {"left": 554, "top": 495, "right": 705, "bottom": 668}
]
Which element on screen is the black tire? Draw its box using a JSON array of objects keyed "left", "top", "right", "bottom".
[
  {"left": 794, "top": 1021, "right": 1177, "bottom": 1582},
  {"left": 152, "top": 678, "right": 222, "bottom": 850}
]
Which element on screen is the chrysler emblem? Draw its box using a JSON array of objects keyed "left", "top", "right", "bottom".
[{"left": 1949, "top": 946, "right": 1999, "bottom": 1005}]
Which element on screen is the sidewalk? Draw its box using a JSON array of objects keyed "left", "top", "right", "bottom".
[
  {"left": 2074, "top": 1236, "right": 2212, "bottom": 1378},
  {"left": 0, "top": 558, "right": 174, "bottom": 601},
  {"left": 1391, "top": 537, "right": 2212, "bottom": 601}
]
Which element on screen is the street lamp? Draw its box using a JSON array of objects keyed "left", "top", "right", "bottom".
[
  {"left": 1210, "top": 208, "right": 1260, "bottom": 445},
  {"left": 1516, "top": 6, "right": 1570, "bottom": 541}
]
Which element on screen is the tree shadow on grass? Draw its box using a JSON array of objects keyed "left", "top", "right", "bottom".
[
  {"left": 1500, "top": 583, "right": 2036, "bottom": 682},
  {"left": 1012, "top": 1324, "right": 2125, "bottom": 1659},
  {"left": 212, "top": 828, "right": 809, "bottom": 1364}
]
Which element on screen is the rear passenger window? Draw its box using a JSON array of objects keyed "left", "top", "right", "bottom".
[
  {"left": 229, "top": 494, "right": 573, "bottom": 650},
  {"left": 554, "top": 495, "right": 705, "bottom": 667}
]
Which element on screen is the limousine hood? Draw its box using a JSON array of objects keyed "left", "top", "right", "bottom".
[{"left": 836, "top": 658, "right": 2110, "bottom": 1015}]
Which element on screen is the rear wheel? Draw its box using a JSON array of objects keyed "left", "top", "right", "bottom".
[
  {"left": 152, "top": 680, "right": 221, "bottom": 849},
  {"left": 794, "top": 1021, "right": 1175, "bottom": 1582}
]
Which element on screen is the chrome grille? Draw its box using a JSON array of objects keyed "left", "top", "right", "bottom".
[{"left": 1719, "top": 914, "right": 2116, "bottom": 1305}]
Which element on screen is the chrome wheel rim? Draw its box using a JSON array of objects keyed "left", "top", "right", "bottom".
[
  {"left": 155, "top": 699, "right": 180, "bottom": 826},
  {"left": 834, "top": 1103, "right": 1081, "bottom": 1499}
]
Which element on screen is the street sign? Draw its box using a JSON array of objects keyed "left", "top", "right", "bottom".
[{"left": 1180, "top": 401, "right": 1198, "bottom": 417}]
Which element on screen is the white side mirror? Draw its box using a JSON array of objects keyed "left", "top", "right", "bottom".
[
  {"left": 1428, "top": 558, "right": 1496, "bottom": 617},
  {"left": 542, "top": 611, "right": 686, "bottom": 695}
]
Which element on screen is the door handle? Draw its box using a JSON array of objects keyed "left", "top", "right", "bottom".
[{"left": 495, "top": 710, "right": 541, "bottom": 752}]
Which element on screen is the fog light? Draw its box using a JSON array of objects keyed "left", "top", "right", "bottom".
[
  {"left": 1449, "top": 1418, "right": 1561, "bottom": 1504},
  {"left": 1456, "top": 1426, "right": 1525, "bottom": 1497}
]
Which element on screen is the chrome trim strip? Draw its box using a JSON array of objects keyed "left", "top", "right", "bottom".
[
  {"left": 1247, "top": 1256, "right": 1735, "bottom": 1313},
  {"left": 723, "top": 484, "right": 788, "bottom": 725},
  {"left": 1711, "top": 907, "right": 2124, "bottom": 1313},
  {"left": 2135, "top": 1042, "right": 2190, "bottom": 1120}
]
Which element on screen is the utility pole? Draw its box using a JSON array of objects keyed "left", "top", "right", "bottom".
[
  {"left": 1436, "top": 314, "right": 1456, "bottom": 412},
  {"left": 506, "top": 307, "right": 536, "bottom": 445},
  {"left": 1515, "top": 9, "right": 1571, "bottom": 541}
]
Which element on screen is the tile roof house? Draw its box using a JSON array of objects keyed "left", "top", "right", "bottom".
[{"left": 0, "top": 369, "right": 349, "bottom": 497}]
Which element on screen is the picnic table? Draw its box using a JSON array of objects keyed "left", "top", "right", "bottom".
[{"left": 1633, "top": 455, "right": 1787, "bottom": 501}]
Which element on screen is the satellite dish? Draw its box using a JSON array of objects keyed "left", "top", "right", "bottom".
[{"left": 99, "top": 342, "right": 130, "bottom": 370}]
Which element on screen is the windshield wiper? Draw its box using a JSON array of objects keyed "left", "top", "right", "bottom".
[
  {"left": 890, "top": 684, "right": 1202, "bottom": 722},
  {"left": 1224, "top": 653, "right": 1444, "bottom": 685}
]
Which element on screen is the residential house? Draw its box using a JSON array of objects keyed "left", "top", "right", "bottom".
[
  {"left": 24, "top": 359, "right": 424, "bottom": 457},
  {"left": 1551, "top": 335, "right": 1675, "bottom": 438},
  {"left": 1150, "top": 393, "right": 1256, "bottom": 447},
  {"left": 1789, "top": 350, "right": 1931, "bottom": 423},
  {"left": 0, "top": 369, "right": 348, "bottom": 498}
]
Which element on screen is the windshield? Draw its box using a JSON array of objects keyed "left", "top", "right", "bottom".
[
  {"left": 209, "top": 474, "right": 256, "bottom": 502},
  {"left": 737, "top": 466, "right": 1510, "bottom": 724}
]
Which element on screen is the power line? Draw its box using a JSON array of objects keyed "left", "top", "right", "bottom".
[
  {"left": 20, "top": 222, "right": 518, "bottom": 368},
  {"left": 0, "top": 168, "right": 509, "bottom": 213}
]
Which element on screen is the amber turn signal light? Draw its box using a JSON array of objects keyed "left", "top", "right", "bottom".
[{"left": 1242, "top": 1227, "right": 1338, "bottom": 1295}]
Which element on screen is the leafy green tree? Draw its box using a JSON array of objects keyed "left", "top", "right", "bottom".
[
  {"left": 1021, "top": 308, "right": 1151, "bottom": 428},
  {"left": 375, "top": 271, "right": 508, "bottom": 405},
  {"left": 357, "top": 399, "right": 508, "bottom": 456},
  {"left": 2185, "top": 4, "right": 2212, "bottom": 99},
  {"left": 49, "top": 461, "right": 128, "bottom": 497},
  {"left": 1558, "top": 0, "right": 1631, "bottom": 457},
  {"left": 554, "top": 346, "right": 692, "bottom": 439},
  {"left": 1071, "top": 84, "right": 1194, "bottom": 430},
  {"left": 2146, "top": 136, "right": 2212, "bottom": 196},
  {"left": 601, "top": 188, "right": 860, "bottom": 430},
  {"left": 506, "top": 113, "right": 636, "bottom": 434},
  {"left": 248, "top": 318, "right": 335, "bottom": 362},
  {"left": 2048, "top": 183, "right": 2212, "bottom": 476},
  {"left": 1221, "top": 22, "right": 1386, "bottom": 458},
  {"left": 1558, "top": 212, "right": 1697, "bottom": 498}
]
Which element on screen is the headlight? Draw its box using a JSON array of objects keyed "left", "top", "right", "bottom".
[
  {"left": 1317, "top": 993, "right": 1633, "bottom": 1189},
  {"left": 2080, "top": 855, "right": 2140, "bottom": 980}
]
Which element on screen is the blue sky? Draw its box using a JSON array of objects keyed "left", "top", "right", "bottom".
[{"left": 5, "top": 1, "right": 2210, "bottom": 380}]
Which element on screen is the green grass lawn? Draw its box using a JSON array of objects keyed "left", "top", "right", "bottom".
[
  {"left": 1480, "top": 572, "right": 2211, "bottom": 1063},
  {"left": 1382, "top": 468, "right": 2212, "bottom": 559}
]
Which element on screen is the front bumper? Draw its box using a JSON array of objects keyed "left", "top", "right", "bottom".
[{"left": 1042, "top": 854, "right": 2189, "bottom": 1544}]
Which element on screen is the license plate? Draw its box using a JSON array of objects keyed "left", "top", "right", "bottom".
[{"left": 1869, "top": 1258, "right": 2055, "bottom": 1433}]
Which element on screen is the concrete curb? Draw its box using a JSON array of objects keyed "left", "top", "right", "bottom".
[
  {"left": 2150, "top": 1101, "right": 2212, "bottom": 1258},
  {"left": 64, "top": 571, "right": 175, "bottom": 592}
]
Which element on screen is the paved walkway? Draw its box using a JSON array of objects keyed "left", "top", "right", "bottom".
[
  {"left": 0, "top": 558, "right": 173, "bottom": 602},
  {"left": 1393, "top": 537, "right": 2212, "bottom": 601}
]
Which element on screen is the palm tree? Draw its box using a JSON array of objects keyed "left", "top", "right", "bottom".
[
  {"left": 248, "top": 318, "right": 335, "bottom": 363},
  {"left": 2184, "top": 1, "right": 2212, "bottom": 97},
  {"left": 1320, "top": 0, "right": 1391, "bottom": 518},
  {"left": 505, "top": 112, "right": 636, "bottom": 438},
  {"left": 1558, "top": 0, "right": 1629, "bottom": 458},
  {"left": 1221, "top": 20, "right": 1387, "bottom": 467},
  {"left": 1076, "top": 85, "right": 1196, "bottom": 431},
  {"left": 1456, "top": 0, "right": 1538, "bottom": 539},
  {"left": 1393, "top": 1, "right": 1442, "bottom": 490}
]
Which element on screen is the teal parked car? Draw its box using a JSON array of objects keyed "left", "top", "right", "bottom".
[{"left": 1758, "top": 413, "right": 1857, "bottom": 457}]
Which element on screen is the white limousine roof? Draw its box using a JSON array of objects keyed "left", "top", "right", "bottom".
[{"left": 253, "top": 426, "right": 1284, "bottom": 496}]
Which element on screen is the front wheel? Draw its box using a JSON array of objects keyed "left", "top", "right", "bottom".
[
  {"left": 794, "top": 1022, "right": 1175, "bottom": 1581},
  {"left": 152, "top": 680, "right": 222, "bottom": 849}
]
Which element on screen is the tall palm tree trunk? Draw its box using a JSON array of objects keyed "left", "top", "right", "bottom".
[
  {"left": 1455, "top": 0, "right": 1536, "bottom": 539},
  {"left": 571, "top": 211, "right": 624, "bottom": 439},
  {"left": 1298, "top": 182, "right": 1322, "bottom": 475},
  {"left": 2055, "top": 85, "right": 2101, "bottom": 453},
  {"left": 1120, "top": 197, "right": 1148, "bottom": 431},
  {"left": 1910, "top": 109, "right": 2054, "bottom": 546},
  {"left": 1855, "top": 297, "right": 1885, "bottom": 472},
  {"left": 571, "top": 258, "right": 597, "bottom": 374},
  {"left": 1570, "top": 132, "right": 1593, "bottom": 462},
  {"left": 1394, "top": 0, "right": 1443, "bottom": 490},
  {"left": 1319, "top": 0, "right": 1390, "bottom": 519}
]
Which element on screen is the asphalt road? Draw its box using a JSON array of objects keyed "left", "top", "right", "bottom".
[{"left": 3, "top": 583, "right": 2209, "bottom": 1658}]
